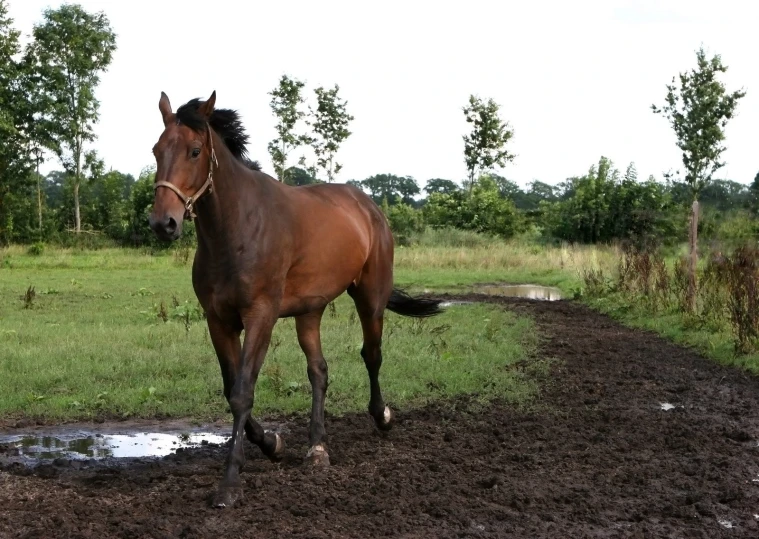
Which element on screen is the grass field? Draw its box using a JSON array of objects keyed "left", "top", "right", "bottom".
[{"left": 1, "top": 239, "right": 605, "bottom": 423}]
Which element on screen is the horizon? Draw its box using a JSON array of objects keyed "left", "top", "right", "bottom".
[{"left": 7, "top": 0, "right": 758, "bottom": 189}]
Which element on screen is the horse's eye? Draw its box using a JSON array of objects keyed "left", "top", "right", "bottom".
[{"left": 191, "top": 148, "right": 201, "bottom": 158}]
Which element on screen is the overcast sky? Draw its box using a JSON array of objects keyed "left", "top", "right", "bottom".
[{"left": 7, "top": 0, "right": 758, "bottom": 189}]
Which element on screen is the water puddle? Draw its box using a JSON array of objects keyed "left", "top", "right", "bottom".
[
  {"left": 439, "top": 300, "right": 474, "bottom": 308},
  {"left": 718, "top": 519, "right": 735, "bottom": 529},
  {"left": 0, "top": 429, "right": 231, "bottom": 461},
  {"left": 473, "top": 284, "right": 563, "bottom": 301},
  {"left": 660, "top": 402, "right": 677, "bottom": 411}
]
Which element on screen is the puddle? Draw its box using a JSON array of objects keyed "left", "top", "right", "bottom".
[
  {"left": 440, "top": 300, "right": 474, "bottom": 308},
  {"left": 660, "top": 402, "right": 677, "bottom": 411},
  {"left": 0, "top": 429, "right": 231, "bottom": 461},
  {"left": 718, "top": 519, "right": 735, "bottom": 529},
  {"left": 473, "top": 284, "right": 563, "bottom": 301}
]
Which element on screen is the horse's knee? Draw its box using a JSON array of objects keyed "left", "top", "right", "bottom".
[{"left": 307, "top": 358, "right": 328, "bottom": 388}]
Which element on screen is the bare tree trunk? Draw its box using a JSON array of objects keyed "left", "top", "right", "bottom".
[
  {"left": 687, "top": 199, "right": 699, "bottom": 312},
  {"left": 74, "top": 141, "right": 82, "bottom": 233},
  {"left": 36, "top": 153, "right": 42, "bottom": 232}
]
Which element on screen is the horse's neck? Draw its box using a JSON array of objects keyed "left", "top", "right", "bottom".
[{"left": 194, "top": 158, "right": 254, "bottom": 257}]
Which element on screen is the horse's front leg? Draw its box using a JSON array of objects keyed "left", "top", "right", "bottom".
[{"left": 212, "top": 303, "right": 279, "bottom": 508}]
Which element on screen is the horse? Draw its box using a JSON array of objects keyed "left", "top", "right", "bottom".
[{"left": 148, "top": 90, "right": 443, "bottom": 508}]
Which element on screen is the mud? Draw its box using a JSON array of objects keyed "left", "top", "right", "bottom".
[{"left": 2, "top": 295, "right": 759, "bottom": 538}]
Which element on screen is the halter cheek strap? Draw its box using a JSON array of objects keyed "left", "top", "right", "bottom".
[{"left": 154, "top": 125, "right": 218, "bottom": 220}]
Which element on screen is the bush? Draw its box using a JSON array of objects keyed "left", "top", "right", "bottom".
[
  {"left": 27, "top": 241, "right": 45, "bottom": 256},
  {"left": 384, "top": 202, "right": 424, "bottom": 246},
  {"left": 423, "top": 177, "right": 523, "bottom": 239}
]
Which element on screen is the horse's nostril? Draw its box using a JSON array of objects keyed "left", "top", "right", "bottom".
[{"left": 165, "top": 217, "right": 177, "bottom": 234}]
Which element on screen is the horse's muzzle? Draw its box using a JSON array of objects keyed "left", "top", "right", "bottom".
[{"left": 149, "top": 213, "right": 181, "bottom": 241}]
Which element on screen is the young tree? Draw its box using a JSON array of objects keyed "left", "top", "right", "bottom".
[
  {"left": 652, "top": 46, "right": 746, "bottom": 311},
  {"left": 267, "top": 75, "right": 309, "bottom": 183},
  {"left": 305, "top": 84, "right": 354, "bottom": 182},
  {"left": 462, "top": 95, "right": 515, "bottom": 194},
  {"left": 25, "top": 4, "right": 117, "bottom": 233}
]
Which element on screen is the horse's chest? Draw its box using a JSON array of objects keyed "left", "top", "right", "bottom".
[{"left": 193, "top": 267, "right": 245, "bottom": 324}]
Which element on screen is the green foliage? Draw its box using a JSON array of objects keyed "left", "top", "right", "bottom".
[
  {"left": 424, "top": 179, "right": 459, "bottom": 197},
  {"left": 267, "top": 75, "right": 309, "bottom": 183},
  {"left": 282, "top": 166, "right": 320, "bottom": 186},
  {"left": 383, "top": 202, "right": 424, "bottom": 246},
  {"left": 302, "top": 84, "right": 354, "bottom": 182},
  {"left": 351, "top": 173, "right": 421, "bottom": 206},
  {"left": 0, "top": 0, "right": 37, "bottom": 245},
  {"left": 462, "top": 95, "right": 515, "bottom": 190},
  {"left": 652, "top": 46, "right": 746, "bottom": 199},
  {"left": 24, "top": 3, "right": 117, "bottom": 233},
  {"left": 541, "top": 157, "right": 681, "bottom": 245},
  {"left": 424, "top": 175, "right": 523, "bottom": 238}
]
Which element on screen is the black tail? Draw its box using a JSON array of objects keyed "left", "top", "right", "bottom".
[{"left": 385, "top": 287, "right": 444, "bottom": 318}]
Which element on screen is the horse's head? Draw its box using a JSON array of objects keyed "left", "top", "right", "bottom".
[{"left": 149, "top": 90, "right": 218, "bottom": 241}]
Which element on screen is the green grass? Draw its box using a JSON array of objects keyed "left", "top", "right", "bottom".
[
  {"left": 0, "top": 245, "right": 549, "bottom": 423},
  {"left": 585, "top": 290, "right": 759, "bottom": 374}
]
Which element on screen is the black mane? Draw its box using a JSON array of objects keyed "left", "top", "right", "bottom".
[{"left": 175, "top": 98, "right": 262, "bottom": 172}]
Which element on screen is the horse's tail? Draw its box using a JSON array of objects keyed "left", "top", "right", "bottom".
[{"left": 385, "top": 287, "right": 444, "bottom": 318}]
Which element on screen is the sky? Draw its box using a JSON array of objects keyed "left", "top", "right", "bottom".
[{"left": 7, "top": 0, "right": 758, "bottom": 190}]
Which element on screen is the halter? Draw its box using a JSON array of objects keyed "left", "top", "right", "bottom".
[{"left": 153, "top": 125, "right": 219, "bottom": 220}]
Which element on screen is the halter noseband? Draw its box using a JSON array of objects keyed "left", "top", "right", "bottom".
[{"left": 153, "top": 125, "right": 218, "bottom": 220}]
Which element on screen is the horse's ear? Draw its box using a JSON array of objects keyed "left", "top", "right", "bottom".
[
  {"left": 198, "top": 90, "right": 216, "bottom": 120},
  {"left": 159, "top": 92, "right": 172, "bottom": 126}
]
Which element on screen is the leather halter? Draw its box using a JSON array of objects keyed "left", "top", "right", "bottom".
[{"left": 153, "top": 125, "right": 218, "bottom": 220}]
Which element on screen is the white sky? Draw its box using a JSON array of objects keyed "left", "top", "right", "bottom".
[{"left": 7, "top": 0, "right": 758, "bottom": 189}]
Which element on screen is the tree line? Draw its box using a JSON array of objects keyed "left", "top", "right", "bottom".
[{"left": 0, "top": 1, "right": 753, "bottom": 258}]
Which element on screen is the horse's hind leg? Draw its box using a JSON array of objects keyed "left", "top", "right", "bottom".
[
  {"left": 348, "top": 284, "right": 394, "bottom": 432},
  {"left": 295, "top": 308, "right": 330, "bottom": 465}
]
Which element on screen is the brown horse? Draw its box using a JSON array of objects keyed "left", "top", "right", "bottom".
[{"left": 148, "top": 91, "right": 443, "bottom": 508}]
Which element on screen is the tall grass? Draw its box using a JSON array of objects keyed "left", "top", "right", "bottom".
[{"left": 581, "top": 242, "right": 759, "bottom": 371}]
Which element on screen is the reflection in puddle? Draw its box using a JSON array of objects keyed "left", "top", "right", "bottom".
[
  {"left": 474, "top": 284, "right": 563, "bottom": 301},
  {"left": 0, "top": 431, "right": 229, "bottom": 460},
  {"left": 660, "top": 402, "right": 676, "bottom": 411}
]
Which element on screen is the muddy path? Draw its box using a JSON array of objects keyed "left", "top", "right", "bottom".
[{"left": 2, "top": 296, "right": 759, "bottom": 538}]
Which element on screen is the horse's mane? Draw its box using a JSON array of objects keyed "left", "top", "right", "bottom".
[{"left": 175, "top": 98, "right": 262, "bottom": 172}]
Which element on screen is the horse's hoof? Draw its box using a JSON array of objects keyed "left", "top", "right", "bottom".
[
  {"left": 376, "top": 405, "right": 394, "bottom": 431},
  {"left": 212, "top": 484, "right": 244, "bottom": 508},
  {"left": 265, "top": 432, "right": 285, "bottom": 462},
  {"left": 304, "top": 444, "right": 330, "bottom": 466}
]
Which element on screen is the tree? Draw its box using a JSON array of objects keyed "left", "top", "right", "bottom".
[
  {"left": 283, "top": 166, "right": 319, "bottom": 186},
  {"left": 652, "top": 46, "right": 746, "bottom": 311},
  {"left": 25, "top": 4, "right": 117, "bottom": 233},
  {"left": 305, "top": 84, "right": 354, "bottom": 182},
  {"left": 0, "top": 0, "right": 36, "bottom": 243},
  {"left": 267, "top": 75, "right": 309, "bottom": 183},
  {"left": 462, "top": 95, "right": 515, "bottom": 194},
  {"left": 351, "top": 174, "right": 420, "bottom": 206},
  {"left": 424, "top": 178, "right": 459, "bottom": 197},
  {"left": 18, "top": 51, "right": 57, "bottom": 235},
  {"left": 750, "top": 172, "right": 759, "bottom": 214}
]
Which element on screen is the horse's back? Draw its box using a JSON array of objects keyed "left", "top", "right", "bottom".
[{"left": 276, "top": 181, "right": 393, "bottom": 315}]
